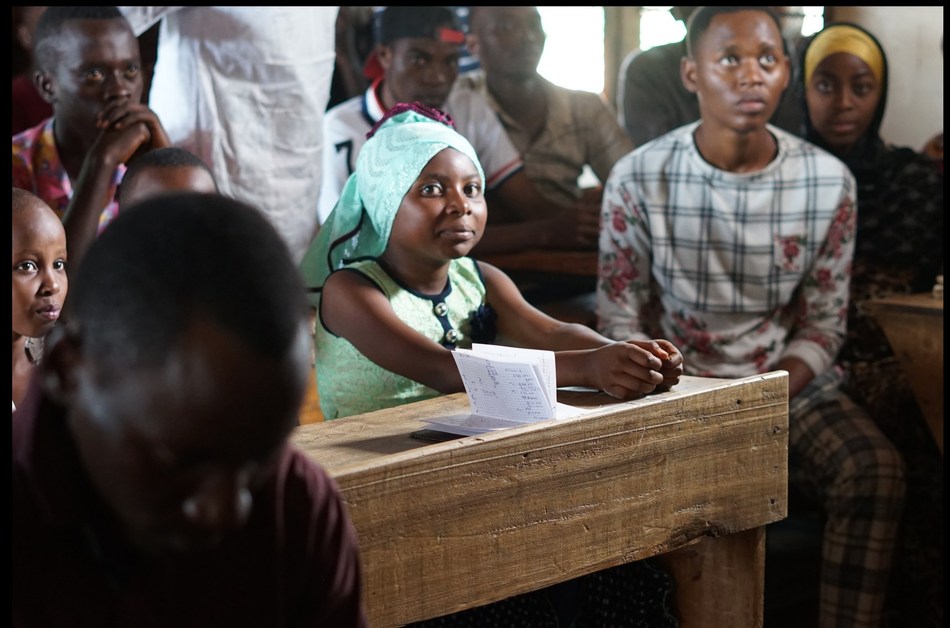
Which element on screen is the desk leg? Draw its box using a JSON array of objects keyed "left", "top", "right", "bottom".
[
  {"left": 877, "top": 317, "right": 944, "bottom": 457},
  {"left": 658, "top": 527, "right": 766, "bottom": 628}
]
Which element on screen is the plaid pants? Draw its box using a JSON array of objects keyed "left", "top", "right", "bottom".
[{"left": 788, "top": 367, "right": 907, "bottom": 628}]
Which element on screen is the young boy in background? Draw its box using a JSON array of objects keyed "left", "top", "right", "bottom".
[{"left": 117, "top": 146, "right": 218, "bottom": 209}]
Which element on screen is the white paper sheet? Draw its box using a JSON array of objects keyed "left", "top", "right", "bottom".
[{"left": 424, "top": 346, "right": 590, "bottom": 436}]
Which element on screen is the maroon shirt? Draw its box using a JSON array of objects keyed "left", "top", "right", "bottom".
[{"left": 12, "top": 378, "right": 369, "bottom": 628}]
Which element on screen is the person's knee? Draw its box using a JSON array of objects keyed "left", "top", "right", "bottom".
[
  {"left": 875, "top": 442, "right": 906, "bottom": 502},
  {"left": 841, "top": 437, "right": 906, "bottom": 507}
]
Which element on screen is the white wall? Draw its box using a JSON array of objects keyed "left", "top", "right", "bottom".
[{"left": 831, "top": 6, "right": 944, "bottom": 150}]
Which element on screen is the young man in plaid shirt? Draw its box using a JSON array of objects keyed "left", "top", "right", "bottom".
[{"left": 596, "top": 7, "right": 905, "bottom": 627}]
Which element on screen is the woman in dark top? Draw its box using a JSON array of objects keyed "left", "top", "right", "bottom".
[{"left": 801, "top": 22, "right": 944, "bottom": 628}]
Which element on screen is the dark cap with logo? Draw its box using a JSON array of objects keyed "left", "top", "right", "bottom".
[{"left": 375, "top": 6, "right": 465, "bottom": 45}]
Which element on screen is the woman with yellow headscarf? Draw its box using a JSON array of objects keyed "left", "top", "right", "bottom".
[{"left": 801, "top": 22, "right": 943, "bottom": 628}]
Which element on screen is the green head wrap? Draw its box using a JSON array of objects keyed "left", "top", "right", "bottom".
[{"left": 301, "top": 103, "right": 484, "bottom": 304}]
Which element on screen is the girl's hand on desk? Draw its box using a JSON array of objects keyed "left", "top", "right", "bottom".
[
  {"left": 585, "top": 341, "right": 667, "bottom": 400},
  {"left": 629, "top": 338, "right": 684, "bottom": 391}
]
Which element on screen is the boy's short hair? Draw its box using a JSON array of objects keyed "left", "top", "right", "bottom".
[
  {"left": 33, "top": 6, "right": 129, "bottom": 70},
  {"left": 374, "top": 6, "right": 464, "bottom": 45},
  {"left": 686, "top": 6, "right": 782, "bottom": 58},
  {"left": 118, "top": 147, "right": 218, "bottom": 207},
  {"left": 71, "top": 192, "right": 306, "bottom": 370}
]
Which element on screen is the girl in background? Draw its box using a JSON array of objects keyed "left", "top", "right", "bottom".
[{"left": 12, "top": 188, "right": 67, "bottom": 412}]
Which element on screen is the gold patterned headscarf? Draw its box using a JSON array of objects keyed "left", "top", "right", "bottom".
[{"left": 804, "top": 24, "right": 885, "bottom": 85}]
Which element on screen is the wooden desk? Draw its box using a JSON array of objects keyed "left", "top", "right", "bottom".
[
  {"left": 292, "top": 373, "right": 789, "bottom": 627},
  {"left": 479, "top": 249, "right": 598, "bottom": 276},
  {"left": 865, "top": 293, "right": 944, "bottom": 455}
]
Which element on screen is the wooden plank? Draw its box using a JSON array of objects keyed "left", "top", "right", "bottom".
[
  {"left": 865, "top": 294, "right": 944, "bottom": 455},
  {"left": 292, "top": 373, "right": 789, "bottom": 627},
  {"left": 865, "top": 292, "right": 943, "bottom": 313}
]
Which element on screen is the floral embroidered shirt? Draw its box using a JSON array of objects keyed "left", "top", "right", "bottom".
[
  {"left": 596, "top": 121, "right": 856, "bottom": 379},
  {"left": 12, "top": 117, "right": 122, "bottom": 233}
]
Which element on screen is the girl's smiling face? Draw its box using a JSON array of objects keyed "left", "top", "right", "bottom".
[{"left": 387, "top": 147, "right": 487, "bottom": 264}]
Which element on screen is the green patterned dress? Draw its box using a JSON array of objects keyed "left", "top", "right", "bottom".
[{"left": 315, "top": 256, "right": 489, "bottom": 420}]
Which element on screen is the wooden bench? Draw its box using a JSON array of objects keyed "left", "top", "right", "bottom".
[{"left": 292, "top": 373, "right": 789, "bottom": 627}]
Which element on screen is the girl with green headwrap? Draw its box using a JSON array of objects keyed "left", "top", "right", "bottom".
[{"left": 300, "top": 103, "right": 684, "bottom": 420}]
